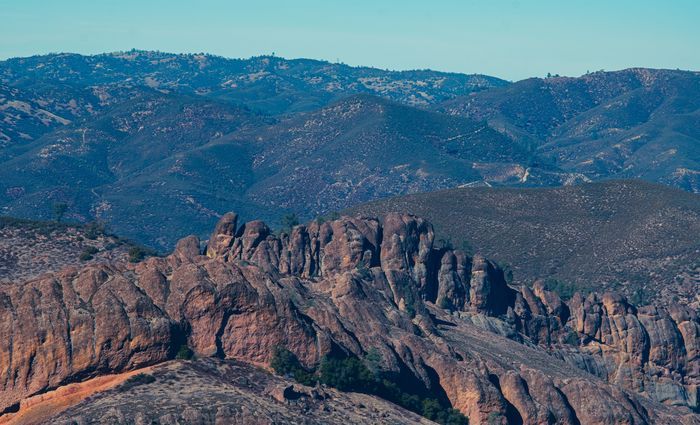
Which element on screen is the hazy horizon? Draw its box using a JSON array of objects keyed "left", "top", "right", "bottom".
[{"left": 1, "top": 0, "right": 698, "bottom": 81}]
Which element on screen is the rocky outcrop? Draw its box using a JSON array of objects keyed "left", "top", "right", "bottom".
[
  {"left": 0, "top": 213, "right": 698, "bottom": 424},
  {"left": 506, "top": 281, "right": 700, "bottom": 412},
  {"left": 0, "top": 266, "right": 173, "bottom": 413}
]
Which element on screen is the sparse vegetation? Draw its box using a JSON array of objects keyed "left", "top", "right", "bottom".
[
  {"left": 0, "top": 215, "right": 145, "bottom": 282},
  {"left": 117, "top": 373, "right": 156, "bottom": 392},
  {"left": 347, "top": 180, "right": 700, "bottom": 308}
]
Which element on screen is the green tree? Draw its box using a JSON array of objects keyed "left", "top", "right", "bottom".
[
  {"left": 270, "top": 347, "right": 316, "bottom": 386},
  {"left": 318, "top": 356, "right": 376, "bottom": 392},
  {"left": 280, "top": 213, "right": 300, "bottom": 234},
  {"left": 79, "top": 246, "right": 99, "bottom": 261},
  {"left": 52, "top": 202, "right": 68, "bottom": 223},
  {"left": 175, "top": 344, "right": 194, "bottom": 360},
  {"left": 437, "top": 238, "right": 453, "bottom": 250},
  {"left": 630, "top": 287, "right": 650, "bottom": 306},
  {"left": 84, "top": 221, "right": 106, "bottom": 239},
  {"left": 270, "top": 349, "right": 469, "bottom": 424}
]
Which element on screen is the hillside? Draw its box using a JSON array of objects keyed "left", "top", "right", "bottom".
[
  {"left": 439, "top": 68, "right": 700, "bottom": 192},
  {"left": 240, "top": 94, "right": 581, "bottom": 215},
  {"left": 347, "top": 180, "right": 700, "bottom": 308},
  {"left": 4, "top": 359, "right": 433, "bottom": 425},
  {"left": 0, "top": 88, "right": 281, "bottom": 248},
  {"left": 0, "top": 91, "right": 572, "bottom": 249}
]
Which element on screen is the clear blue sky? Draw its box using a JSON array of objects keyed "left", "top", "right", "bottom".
[{"left": 1, "top": 0, "right": 698, "bottom": 81}]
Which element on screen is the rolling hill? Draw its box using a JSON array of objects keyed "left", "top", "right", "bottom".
[
  {"left": 238, "top": 94, "right": 581, "bottom": 215},
  {"left": 439, "top": 68, "right": 700, "bottom": 192}
]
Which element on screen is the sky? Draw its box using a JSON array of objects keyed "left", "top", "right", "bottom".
[{"left": 0, "top": 0, "right": 698, "bottom": 81}]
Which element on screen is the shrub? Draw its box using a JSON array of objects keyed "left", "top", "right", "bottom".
[
  {"left": 319, "top": 356, "right": 376, "bottom": 392},
  {"left": 79, "top": 246, "right": 99, "bottom": 261},
  {"left": 128, "top": 246, "right": 156, "bottom": 263},
  {"left": 52, "top": 202, "right": 68, "bottom": 223},
  {"left": 118, "top": 373, "right": 156, "bottom": 392},
  {"left": 488, "top": 412, "right": 504, "bottom": 425},
  {"left": 460, "top": 240, "right": 474, "bottom": 256},
  {"left": 629, "top": 288, "right": 650, "bottom": 306},
  {"left": 270, "top": 347, "right": 317, "bottom": 386},
  {"left": 175, "top": 344, "right": 194, "bottom": 360},
  {"left": 437, "top": 238, "right": 453, "bottom": 250},
  {"left": 280, "top": 213, "right": 300, "bottom": 234},
  {"left": 564, "top": 330, "right": 579, "bottom": 346},
  {"left": 84, "top": 221, "right": 106, "bottom": 240},
  {"left": 543, "top": 278, "right": 578, "bottom": 300}
]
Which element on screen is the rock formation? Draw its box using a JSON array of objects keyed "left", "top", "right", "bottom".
[{"left": 0, "top": 213, "right": 697, "bottom": 424}]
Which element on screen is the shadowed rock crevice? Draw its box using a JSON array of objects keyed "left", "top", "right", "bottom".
[
  {"left": 554, "top": 387, "right": 582, "bottom": 425},
  {"left": 214, "top": 311, "right": 232, "bottom": 359},
  {"left": 488, "top": 373, "right": 524, "bottom": 425}
]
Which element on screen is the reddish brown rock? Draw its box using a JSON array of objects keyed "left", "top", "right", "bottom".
[
  {"left": 0, "top": 212, "right": 697, "bottom": 425},
  {"left": 206, "top": 212, "right": 238, "bottom": 258}
]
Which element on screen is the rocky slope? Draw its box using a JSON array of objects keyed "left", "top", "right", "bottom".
[
  {"left": 0, "top": 213, "right": 697, "bottom": 424},
  {"left": 347, "top": 180, "right": 700, "bottom": 309},
  {"left": 0, "top": 216, "right": 138, "bottom": 283}
]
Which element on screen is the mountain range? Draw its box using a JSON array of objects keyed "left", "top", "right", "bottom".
[{"left": 0, "top": 51, "right": 698, "bottom": 250}]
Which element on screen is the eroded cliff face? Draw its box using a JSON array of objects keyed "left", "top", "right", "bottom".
[{"left": 0, "top": 213, "right": 698, "bottom": 424}]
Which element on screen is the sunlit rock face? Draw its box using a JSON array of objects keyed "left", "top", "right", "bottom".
[{"left": 0, "top": 213, "right": 698, "bottom": 424}]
